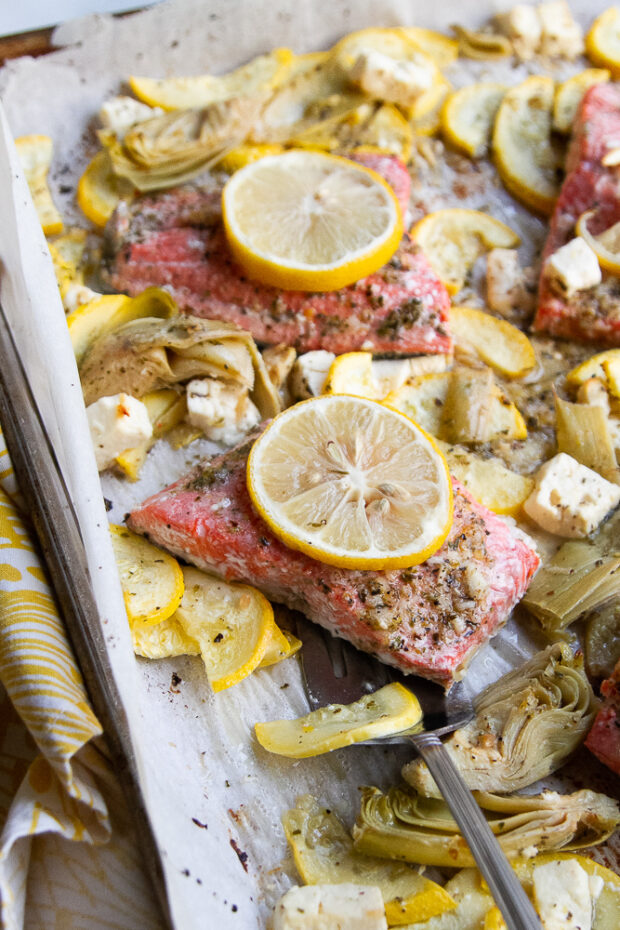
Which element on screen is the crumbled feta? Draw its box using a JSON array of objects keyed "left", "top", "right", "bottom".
[
  {"left": 186, "top": 378, "right": 260, "bottom": 446},
  {"left": 486, "top": 248, "right": 536, "bottom": 319},
  {"left": 349, "top": 49, "right": 433, "bottom": 108},
  {"left": 62, "top": 282, "right": 102, "bottom": 314},
  {"left": 538, "top": 1, "right": 584, "bottom": 59},
  {"left": 99, "top": 95, "right": 164, "bottom": 140},
  {"left": 532, "top": 859, "right": 593, "bottom": 930},
  {"left": 523, "top": 452, "right": 620, "bottom": 537},
  {"left": 86, "top": 393, "right": 152, "bottom": 471},
  {"left": 289, "top": 351, "right": 335, "bottom": 400},
  {"left": 545, "top": 238, "right": 602, "bottom": 299},
  {"left": 273, "top": 884, "right": 387, "bottom": 930},
  {"left": 495, "top": 5, "right": 542, "bottom": 60}
]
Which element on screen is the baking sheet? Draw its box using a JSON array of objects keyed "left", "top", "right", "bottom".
[{"left": 0, "top": 2, "right": 618, "bottom": 927}]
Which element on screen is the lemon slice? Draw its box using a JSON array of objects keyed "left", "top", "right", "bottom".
[
  {"left": 323, "top": 352, "right": 380, "bottom": 400},
  {"left": 553, "top": 69, "right": 610, "bottom": 133},
  {"left": 173, "top": 568, "right": 272, "bottom": 691},
  {"left": 448, "top": 306, "right": 536, "bottom": 377},
  {"left": 586, "top": 8, "right": 620, "bottom": 77},
  {"left": 77, "top": 149, "right": 136, "bottom": 227},
  {"left": 255, "top": 682, "right": 422, "bottom": 757},
  {"left": 222, "top": 150, "right": 403, "bottom": 292},
  {"left": 575, "top": 209, "right": 620, "bottom": 274},
  {"left": 492, "top": 76, "right": 560, "bottom": 215},
  {"left": 247, "top": 395, "right": 453, "bottom": 570},
  {"left": 217, "top": 143, "right": 285, "bottom": 173},
  {"left": 15, "top": 134, "right": 63, "bottom": 235},
  {"left": 410, "top": 209, "right": 520, "bottom": 294},
  {"left": 437, "top": 442, "right": 534, "bottom": 517},
  {"left": 441, "top": 83, "right": 506, "bottom": 158},
  {"left": 566, "top": 347, "right": 620, "bottom": 386},
  {"left": 109, "top": 524, "right": 185, "bottom": 625}
]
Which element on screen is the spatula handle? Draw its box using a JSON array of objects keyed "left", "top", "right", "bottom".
[{"left": 411, "top": 732, "right": 542, "bottom": 930}]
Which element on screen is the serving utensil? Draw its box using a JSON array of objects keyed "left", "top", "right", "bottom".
[{"left": 295, "top": 616, "right": 542, "bottom": 930}]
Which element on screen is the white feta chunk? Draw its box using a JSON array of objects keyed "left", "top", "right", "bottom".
[
  {"left": 533, "top": 859, "right": 592, "bottom": 930},
  {"left": 62, "top": 282, "right": 102, "bottom": 314},
  {"left": 545, "top": 238, "right": 602, "bottom": 299},
  {"left": 273, "top": 883, "right": 387, "bottom": 930},
  {"left": 86, "top": 393, "right": 152, "bottom": 471},
  {"left": 495, "top": 5, "right": 542, "bottom": 60},
  {"left": 186, "top": 378, "right": 260, "bottom": 446},
  {"left": 99, "top": 95, "right": 164, "bottom": 140},
  {"left": 349, "top": 49, "right": 433, "bottom": 108},
  {"left": 289, "top": 351, "right": 335, "bottom": 400},
  {"left": 523, "top": 452, "right": 620, "bottom": 537},
  {"left": 538, "top": 1, "right": 584, "bottom": 59}
]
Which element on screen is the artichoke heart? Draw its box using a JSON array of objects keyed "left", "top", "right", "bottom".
[
  {"left": 352, "top": 784, "right": 620, "bottom": 868},
  {"left": 101, "top": 97, "right": 260, "bottom": 191},
  {"left": 403, "top": 644, "right": 596, "bottom": 796},
  {"left": 78, "top": 313, "right": 280, "bottom": 420}
]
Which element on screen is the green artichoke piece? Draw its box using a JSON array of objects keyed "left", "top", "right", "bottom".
[
  {"left": 451, "top": 25, "right": 513, "bottom": 60},
  {"left": 79, "top": 314, "right": 280, "bottom": 419},
  {"left": 585, "top": 598, "right": 620, "bottom": 681},
  {"left": 523, "top": 540, "right": 620, "bottom": 630},
  {"left": 555, "top": 393, "right": 619, "bottom": 485},
  {"left": 403, "top": 644, "right": 596, "bottom": 796},
  {"left": 282, "top": 795, "right": 456, "bottom": 920},
  {"left": 352, "top": 784, "right": 620, "bottom": 868}
]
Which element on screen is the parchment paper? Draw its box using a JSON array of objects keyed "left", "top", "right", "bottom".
[{"left": 0, "top": 2, "right": 618, "bottom": 928}]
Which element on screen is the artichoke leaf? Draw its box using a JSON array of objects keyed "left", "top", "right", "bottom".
[
  {"left": 585, "top": 598, "right": 620, "bottom": 681},
  {"left": 79, "top": 314, "right": 280, "bottom": 420},
  {"left": 352, "top": 784, "right": 620, "bottom": 868},
  {"left": 555, "top": 392, "right": 619, "bottom": 485},
  {"left": 101, "top": 97, "right": 261, "bottom": 191},
  {"left": 282, "top": 795, "right": 456, "bottom": 920},
  {"left": 403, "top": 644, "right": 596, "bottom": 797}
]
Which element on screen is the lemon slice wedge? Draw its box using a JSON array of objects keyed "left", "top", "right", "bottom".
[
  {"left": 173, "top": 568, "right": 272, "bottom": 692},
  {"left": 492, "top": 76, "right": 561, "bottom": 215},
  {"left": 586, "top": 8, "right": 620, "bottom": 77},
  {"left": 109, "top": 524, "right": 184, "bottom": 625},
  {"left": 255, "top": 682, "right": 422, "bottom": 757},
  {"left": 575, "top": 209, "right": 620, "bottom": 274},
  {"left": 247, "top": 395, "right": 453, "bottom": 570},
  {"left": 410, "top": 209, "right": 520, "bottom": 294},
  {"left": 222, "top": 150, "right": 403, "bottom": 291},
  {"left": 77, "top": 149, "right": 135, "bottom": 227},
  {"left": 448, "top": 306, "right": 536, "bottom": 378},
  {"left": 15, "top": 134, "right": 63, "bottom": 235},
  {"left": 553, "top": 69, "right": 610, "bottom": 133},
  {"left": 441, "top": 83, "right": 506, "bottom": 159}
]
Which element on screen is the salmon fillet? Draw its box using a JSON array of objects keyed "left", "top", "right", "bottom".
[
  {"left": 534, "top": 83, "right": 620, "bottom": 345},
  {"left": 103, "top": 153, "right": 452, "bottom": 356},
  {"left": 586, "top": 659, "right": 620, "bottom": 776},
  {"left": 127, "top": 437, "right": 539, "bottom": 687}
]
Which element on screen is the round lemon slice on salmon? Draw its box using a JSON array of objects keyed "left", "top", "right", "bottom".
[
  {"left": 222, "top": 150, "right": 403, "bottom": 291},
  {"left": 247, "top": 395, "right": 453, "bottom": 570}
]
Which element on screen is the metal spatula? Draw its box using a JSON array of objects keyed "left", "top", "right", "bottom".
[{"left": 294, "top": 616, "right": 542, "bottom": 930}]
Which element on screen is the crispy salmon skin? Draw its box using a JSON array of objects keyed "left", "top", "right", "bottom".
[
  {"left": 103, "top": 153, "right": 452, "bottom": 356},
  {"left": 127, "top": 435, "right": 539, "bottom": 687}
]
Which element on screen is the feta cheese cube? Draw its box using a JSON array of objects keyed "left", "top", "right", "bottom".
[
  {"left": 62, "top": 282, "right": 102, "bottom": 314},
  {"left": 349, "top": 49, "right": 433, "bottom": 108},
  {"left": 533, "top": 859, "right": 592, "bottom": 930},
  {"left": 99, "top": 95, "right": 164, "bottom": 140},
  {"left": 186, "top": 378, "right": 260, "bottom": 447},
  {"left": 523, "top": 452, "right": 620, "bottom": 537},
  {"left": 495, "top": 5, "right": 542, "bottom": 60},
  {"left": 86, "top": 393, "right": 152, "bottom": 471},
  {"left": 538, "top": 1, "right": 584, "bottom": 59},
  {"left": 289, "top": 351, "right": 335, "bottom": 400},
  {"left": 545, "top": 238, "right": 602, "bottom": 299},
  {"left": 273, "top": 884, "right": 387, "bottom": 930}
]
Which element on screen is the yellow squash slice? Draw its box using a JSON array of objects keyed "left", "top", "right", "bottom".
[
  {"left": 173, "top": 568, "right": 272, "bottom": 691},
  {"left": 109, "top": 524, "right": 184, "bottom": 625},
  {"left": 449, "top": 306, "right": 536, "bottom": 377},
  {"left": 217, "top": 143, "right": 285, "bottom": 173},
  {"left": 438, "top": 442, "right": 534, "bottom": 516},
  {"left": 77, "top": 149, "right": 136, "bottom": 226},
  {"left": 566, "top": 348, "right": 620, "bottom": 387},
  {"left": 398, "top": 27, "right": 459, "bottom": 66},
  {"left": 323, "top": 352, "right": 380, "bottom": 399},
  {"left": 575, "top": 209, "right": 620, "bottom": 275},
  {"left": 255, "top": 682, "right": 422, "bottom": 757},
  {"left": 48, "top": 228, "right": 88, "bottom": 296},
  {"left": 15, "top": 134, "right": 63, "bottom": 235},
  {"left": 411, "top": 209, "right": 520, "bottom": 294},
  {"left": 553, "top": 69, "right": 610, "bottom": 133},
  {"left": 586, "top": 7, "right": 620, "bottom": 77},
  {"left": 247, "top": 394, "right": 453, "bottom": 570},
  {"left": 130, "top": 48, "right": 294, "bottom": 110},
  {"left": 441, "top": 82, "right": 506, "bottom": 158},
  {"left": 492, "top": 76, "right": 561, "bottom": 215},
  {"left": 258, "top": 625, "right": 302, "bottom": 669},
  {"left": 131, "top": 614, "right": 200, "bottom": 659}
]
